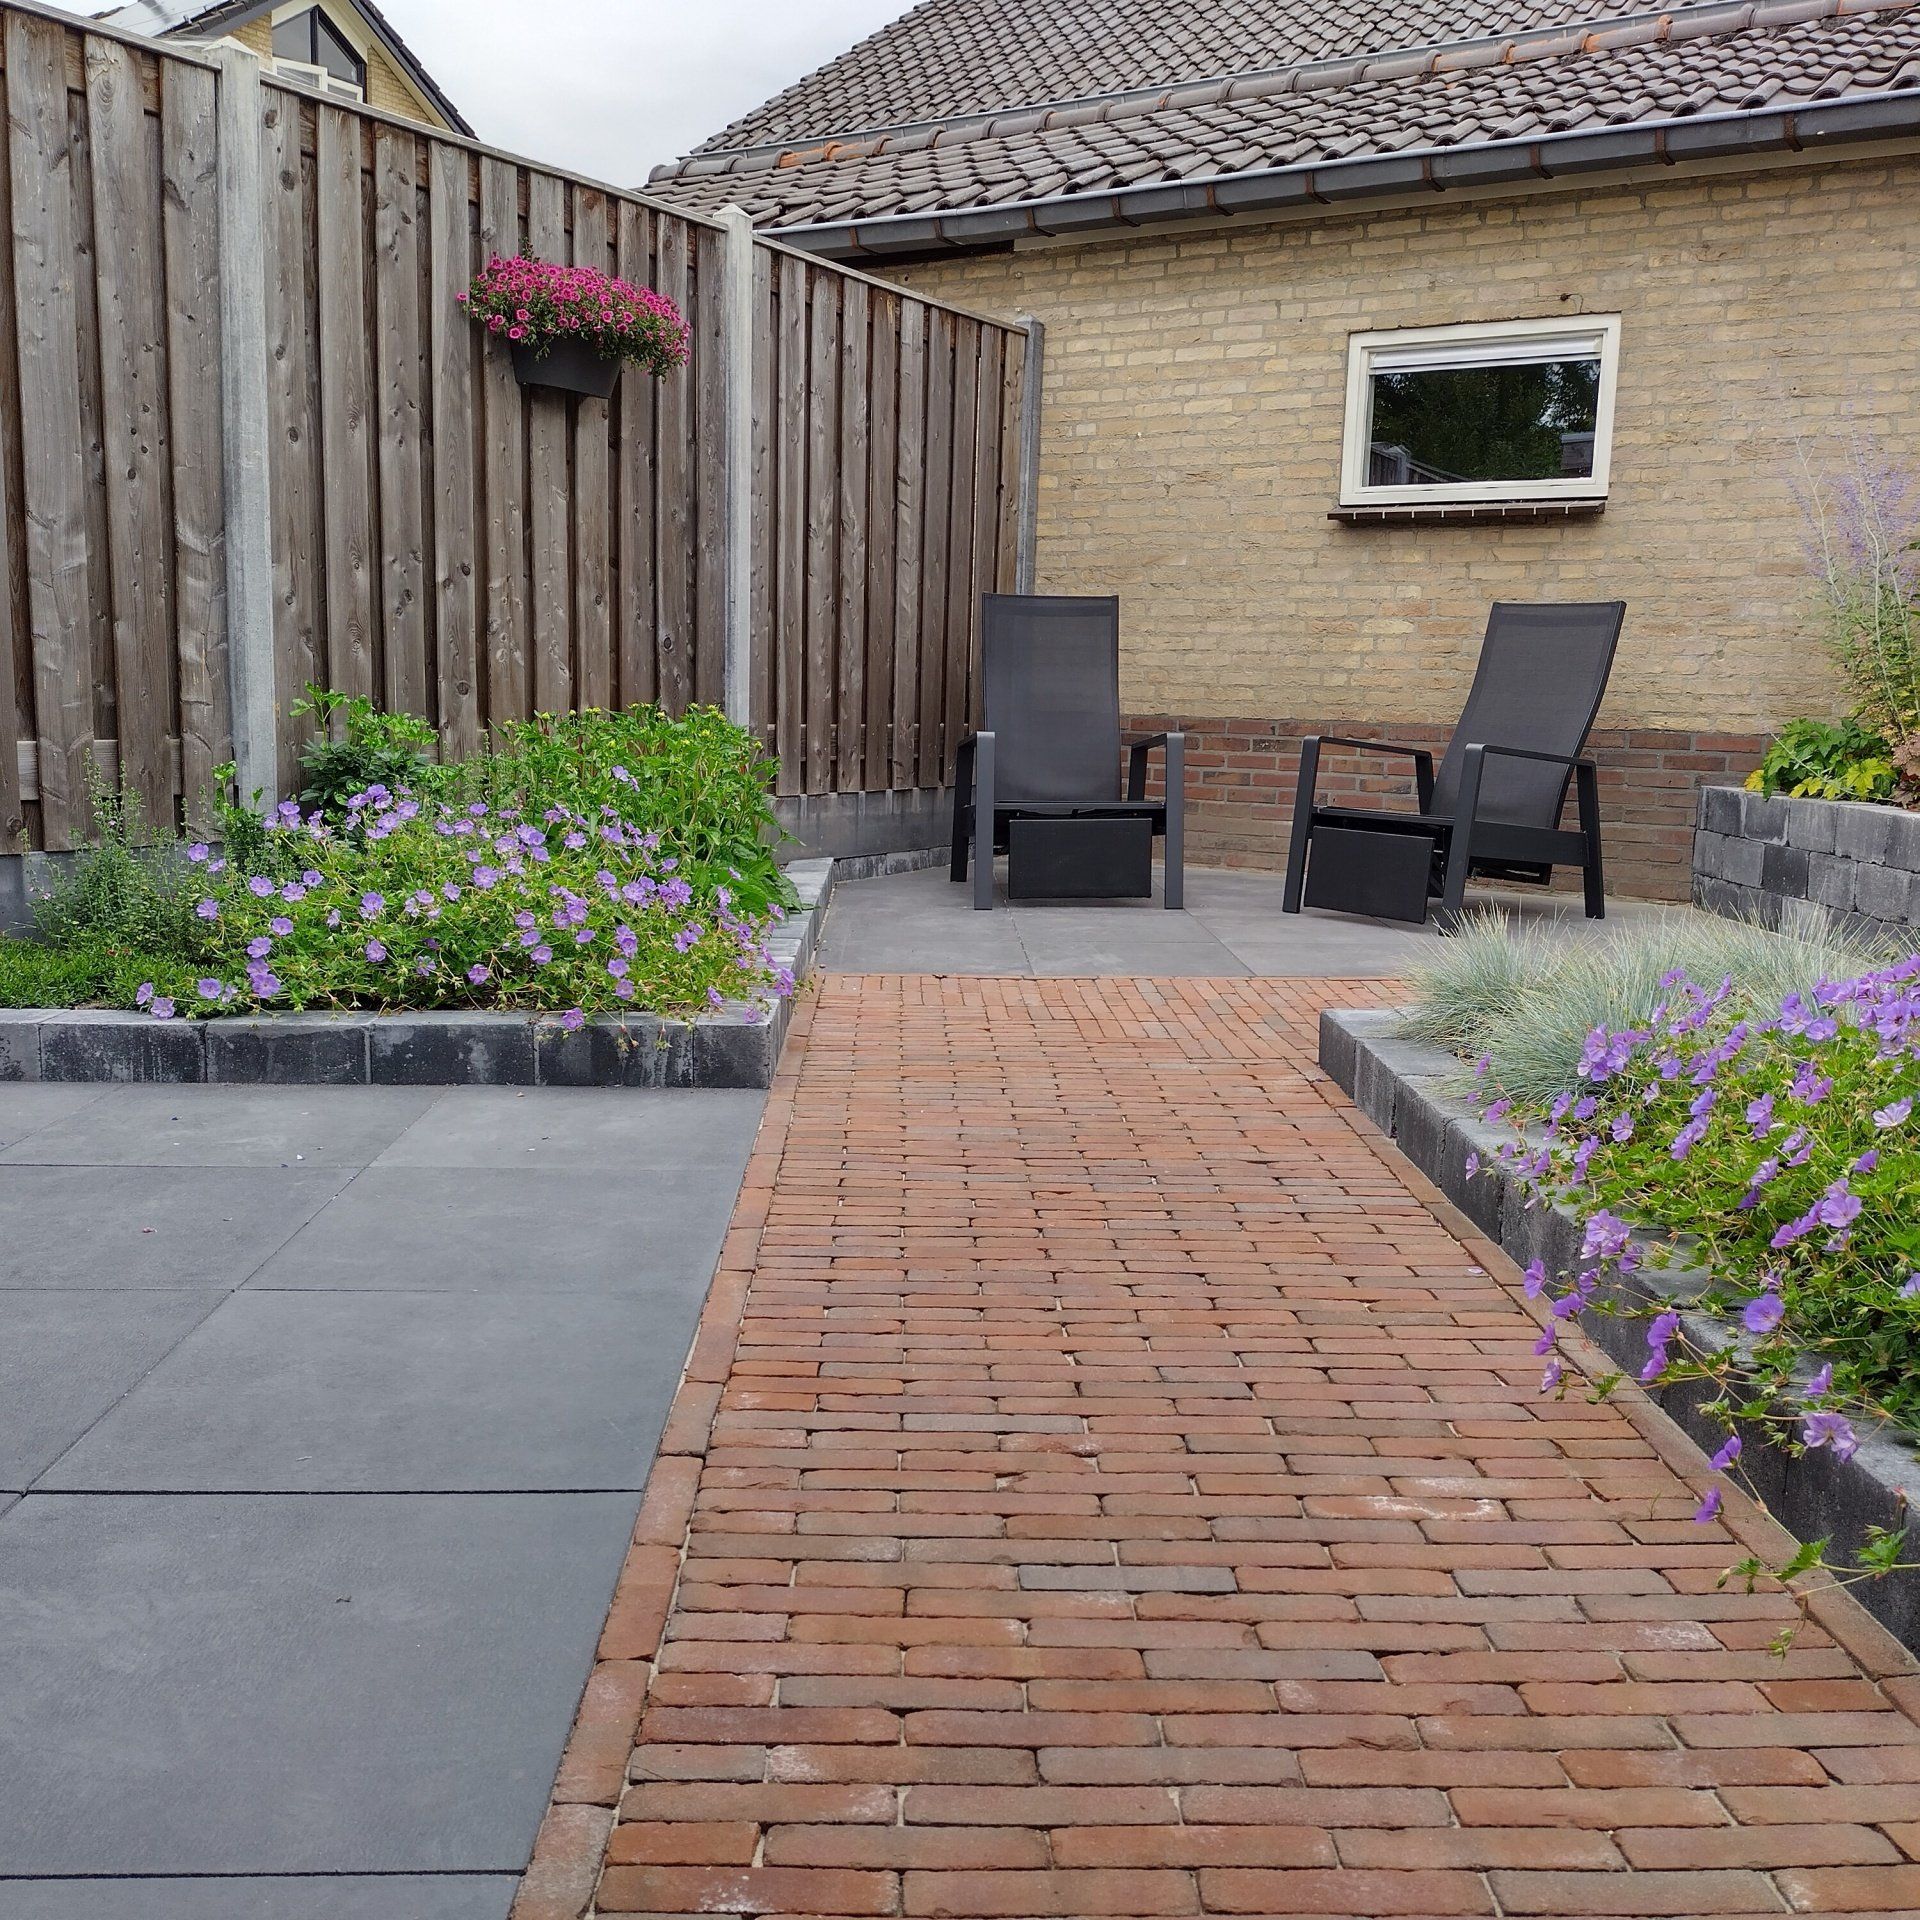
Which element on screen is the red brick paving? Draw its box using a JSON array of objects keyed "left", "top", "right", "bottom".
[{"left": 516, "top": 975, "right": 1920, "bottom": 1920}]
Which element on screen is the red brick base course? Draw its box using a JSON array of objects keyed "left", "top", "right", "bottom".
[
  {"left": 516, "top": 975, "right": 1920, "bottom": 1919},
  {"left": 1123, "top": 716, "right": 1767, "bottom": 903}
]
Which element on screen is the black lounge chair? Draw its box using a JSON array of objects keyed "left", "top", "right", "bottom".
[
  {"left": 952, "top": 593, "right": 1185, "bottom": 910},
  {"left": 1282, "top": 600, "right": 1625, "bottom": 926}
]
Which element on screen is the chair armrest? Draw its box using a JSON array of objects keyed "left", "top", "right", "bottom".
[
  {"left": 1126, "top": 730, "right": 1183, "bottom": 800},
  {"left": 1298, "top": 735, "right": 1436, "bottom": 812},
  {"left": 1473, "top": 743, "right": 1593, "bottom": 773}
]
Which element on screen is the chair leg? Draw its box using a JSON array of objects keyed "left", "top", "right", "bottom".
[
  {"left": 1577, "top": 761, "right": 1606, "bottom": 919},
  {"left": 1162, "top": 733, "right": 1185, "bottom": 911},
  {"left": 1281, "top": 739, "right": 1321, "bottom": 915},
  {"left": 951, "top": 741, "right": 974, "bottom": 882},
  {"left": 972, "top": 732, "right": 997, "bottom": 911},
  {"left": 1434, "top": 747, "right": 1485, "bottom": 932}
]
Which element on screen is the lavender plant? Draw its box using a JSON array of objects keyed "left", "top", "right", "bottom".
[
  {"left": 1792, "top": 440, "right": 1920, "bottom": 779},
  {"left": 1471, "top": 958, "right": 1920, "bottom": 1633}
]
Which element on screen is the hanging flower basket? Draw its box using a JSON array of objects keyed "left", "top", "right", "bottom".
[{"left": 462, "top": 254, "right": 691, "bottom": 400}]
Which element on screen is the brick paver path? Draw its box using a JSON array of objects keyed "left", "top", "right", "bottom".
[{"left": 553, "top": 976, "right": 1920, "bottom": 1919}]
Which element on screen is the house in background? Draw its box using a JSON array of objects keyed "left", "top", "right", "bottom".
[
  {"left": 651, "top": 0, "right": 1920, "bottom": 899},
  {"left": 90, "top": 0, "right": 469, "bottom": 131}
]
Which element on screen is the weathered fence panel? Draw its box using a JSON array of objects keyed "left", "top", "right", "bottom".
[{"left": 0, "top": 0, "right": 1031, "bottom": 852}]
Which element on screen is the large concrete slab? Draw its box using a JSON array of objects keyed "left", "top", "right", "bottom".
[
  {"left": 0, "top": 1877, "right": 513, "bottom": 1920},
  {"left": 44, "top": 1287, "right": 710, "bottom": 1492},
  {"left": 0, "top": 1491, "right": 635, "bottom": 1875},
  {"left": 371, "top": 1084, "right": 765, "bottom": 1171},
  {"left": 246, "top": 1165, "right": 740, "bottom": 1291},
  {"left": 0, "top": 1085, "right": 107, "bottom": 1150},
  {"left": 0, "top": 1290, "right": 220, "bottom": 1490},
  {"left": 0, "top": 1084, "right": 439, "bottom": 1168},
  {"left": 0, "top": 1166, "right": 352, "bottom": 1288}
]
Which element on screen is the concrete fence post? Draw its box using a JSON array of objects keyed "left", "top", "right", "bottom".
[
  {"left": 211, "top": 46, "right": 278, "bottom": 807},
  {"left": 1014, "top": 313, "right": 1044, "bottom": 596},
  {"left": 717, "top": 206, "right": 757, "bottom": 734}
]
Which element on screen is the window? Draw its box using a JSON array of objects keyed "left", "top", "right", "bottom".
[
  {"left": 1339, "top": 316, "right": 1621, "bottom": 508},
  {"left": 272, "top": 6, "right": 366, "bottom": 91}
]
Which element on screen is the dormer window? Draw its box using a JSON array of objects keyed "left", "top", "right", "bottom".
[{"left": 272, "top": 6, "right": 366, "bottom": 94}]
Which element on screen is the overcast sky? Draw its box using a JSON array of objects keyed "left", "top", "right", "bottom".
[{"left": 378, "top": 0, "right": 913, "bottom": 186}]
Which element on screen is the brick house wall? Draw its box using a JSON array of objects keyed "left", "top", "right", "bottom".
[
  {"left": 888, "top": 153, "right": 1920, "bottom": 897},
  {"left": 228, "top": 8, "right": 447, "bottom": 128}
]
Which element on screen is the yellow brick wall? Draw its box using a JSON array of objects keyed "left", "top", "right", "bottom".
[
  {"left": 363, "top": 41, "right": 433, "bottom": 124},
  {"left": 890, "top": 157, "right": 1920, "bottom": 735}
]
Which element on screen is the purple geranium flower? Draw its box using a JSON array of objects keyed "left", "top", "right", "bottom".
[
  {"left": 365, "top": 940, "right": 387, "bottom": 963},
  {"left": 1709, "top": 1434, "right": 1742, "bottom": 1472},
  {"left": 1800, "top": 1409, "right": 1859, "bottom": 1461},
  {"left": 1873, "top": 1097, "right": 1913, "bottom": 1129},
  {"left": 1693, "top": 1487, "right": 1723, "bottom": 1524},
  {"left": 1744, "top": 1292, "right": 1786, "bottom": 1335}
]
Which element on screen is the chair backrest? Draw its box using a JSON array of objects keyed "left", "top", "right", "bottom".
[
  {"left": 1430, "top": 601, "right": 1626, "bottom": 827},
  {"left": 980, "top": 594, "right": 1123, "bottom": 806}
]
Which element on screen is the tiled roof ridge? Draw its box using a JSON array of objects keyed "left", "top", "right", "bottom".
[{"left": 653, "top": 0, "right": 1905, "bottom": 183}]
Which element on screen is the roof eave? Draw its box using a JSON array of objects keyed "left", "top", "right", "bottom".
[{"left": 767, "top": 89, "right": 1920, "bottom": 259}]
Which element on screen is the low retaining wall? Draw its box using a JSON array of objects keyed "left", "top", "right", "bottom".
[
  {"left": 0, "top": 860, "right": 832, "bottom": 1091},
  {"left": 1320, "top": 1005, "right": 1920, "bottom": 1654},
  {"left": 1694, "top": 787, "right": 1920, "bottom": 939}
]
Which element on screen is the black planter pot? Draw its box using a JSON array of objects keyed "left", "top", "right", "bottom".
[{"left": 510, "top": 339, "right": 622, "bottom": 399}]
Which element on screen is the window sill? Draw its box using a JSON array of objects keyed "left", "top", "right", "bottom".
[{"left": 1330, "top": 498, "right": 1607, "bottom": 527}]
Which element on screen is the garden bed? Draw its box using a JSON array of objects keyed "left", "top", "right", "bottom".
[
  {"left": 1695, "top": 786, "right": 1920, "bottom": 937},
  {"left": 0, "top": 858, "right": 829, "bottom": 1090},
  {"left": 1320, "top": 1006, "right": 1920, "bottom": 1654}
]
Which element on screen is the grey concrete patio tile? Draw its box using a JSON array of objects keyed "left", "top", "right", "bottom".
[
  {"left": 0, "top": 1167, "right": 353, "bottom": 1289},
  {"left": 0, "top": 1085, "right": 108, "bottom": 1150},
  {"left": 0, "top": 1290, "right": 220, "bottom": 1490},
  {"left": 0, "top": 1084, "right": 442, "bottom": 1169},
  {"left": 1187, "top": 908, "right": 1441, "bottom": 977},
  {"left": 43, "top": 1287, "right": 708, "bottom": 1493},
  {"left": 247, "top": 1166, "right": 740, "bottom": 1292},
  {"left": 0, "top": 1876, "right": 513, "bottom": 1920},
  {"left": 0, "top": 1491, "right": 635, "bottom": 1874},
  {"left": 1010, "top": 906, "right": 1249, "bottom": 977},
  {"left": 373, "top": 1084, "right": 764, "bottom": 1171}
]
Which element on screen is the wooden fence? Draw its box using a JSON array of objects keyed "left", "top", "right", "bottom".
[{"left": 0, "top": 0, "right": 1034, "bottom": 850}]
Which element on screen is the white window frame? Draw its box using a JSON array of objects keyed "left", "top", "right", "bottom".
[{"left": 1338, "top": 314, "right": 1622, "bottom": 508}]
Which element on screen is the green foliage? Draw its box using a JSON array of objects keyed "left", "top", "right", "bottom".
[
  {"left": 0, "top": 701, "right": 797, "bottom": 1024},
  {"left": 292, "top": 687, "right": 443, "bottom": 823},
  {"left": 453, "top": 706, "right": 793, "bottom": 915},
  {"left": 28, "top": 771, "right": 207, "bottom": 961},
  {"left": 1745, "top": 716, "right": 1898, "bottom": 803},
  {"left": 1404, "top": 908, "right": 1887, "bottom": 1104}
]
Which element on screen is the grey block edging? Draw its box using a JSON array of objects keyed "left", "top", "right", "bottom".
[
  {"left": 0, "top": 858, "right": 835, "bottom": 1092},
  {"left": 1320, "top": 1005, "right": 1920, "bottom": 1656},
  {"left": 1694, "top": 786, "right": 1920, "bottom": 942}
]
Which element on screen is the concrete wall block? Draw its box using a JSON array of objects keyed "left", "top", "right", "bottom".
[
  {"left": 1760, "top": 840, "right": 1811, "bottom": 899},
  {"left": 1737, "top": 789, "right": 1792, "bottom": 845},
  {"left": 1783, "top": 797, "right": 1841, "bottom": 854},
  {"left": 1832, "top": 802, "right": 1898, "bottom": 867},
  {"left": 0, "top": 1010, "right": 42, "bottom": 1081},
  {"left": 1804, "top": 850, "right": 1857, "bottom": 914},
  {"left": 1853, "top": 859, "right": 1920, "bottom": 926},
  {"left": 1698, "top": 786, "right": 1743, "bottom": 836}
]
